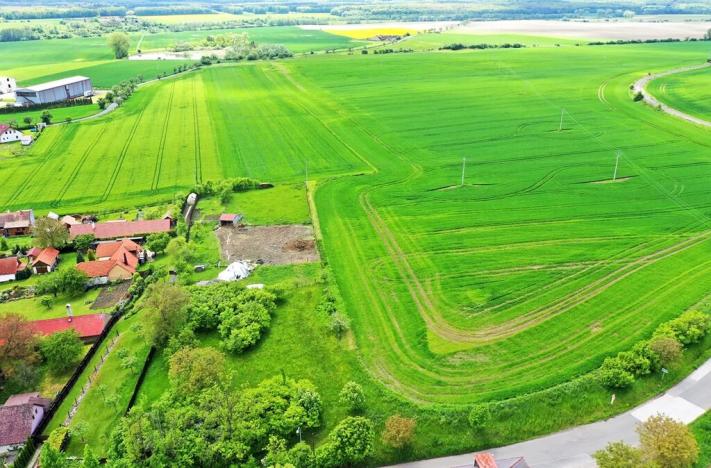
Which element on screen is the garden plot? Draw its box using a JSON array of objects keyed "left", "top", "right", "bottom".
[{"left": 216, "top": 225, "right": 319, "bottom": 265}]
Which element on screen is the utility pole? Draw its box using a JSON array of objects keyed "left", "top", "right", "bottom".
[
  {"left": 461, "top": 157, "right": 466, "bottom": 186},
  {"left": 613, "top": 150, "right": 621, "bottom": 181},
  {"left": 559, "top": 108, "right": 565, "bottom": 132}
]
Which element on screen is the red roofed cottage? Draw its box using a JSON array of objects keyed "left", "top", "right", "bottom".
[
  {"left": 0, "top": 257, "right": 21, "bottom": 283},
  {"left": 28, "top": 313, "right": 110, "bottom": 343}
]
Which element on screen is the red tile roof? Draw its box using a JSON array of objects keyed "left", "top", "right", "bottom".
[
  {"left": 95, "top": 239, "right": 142, "bottom": 258},
  {"left": 27, "top": 247, "right": 42, "bottom": 258},
  {"left": 0, "top": 404, "right": 35, "bottom": 445},
  {"left": 0, "top": 257, "right": 19, "bottom": 276},
  {"left": 0, "top": 124, "right": 10, "bottom": 135},
  {"left": 220, "top": 214, "right": 238, "bottom": 222},
  {"left": 31, "top": 247, "right": 59, "bottom": 267},
  {"left": 28, "top": 313, "right": 110, "bottom": 339},
  {"left": 474, "top": 453, "right": 498, "bottom": 468},
  {"left": 0, "top": 210, "right": 33, "bottom": 229},
  {"left": 69, "top": 219, "right": 171, "bottom": 240},
  {"left": 76, "top": 260, "right": 133, "bottom": 278}
]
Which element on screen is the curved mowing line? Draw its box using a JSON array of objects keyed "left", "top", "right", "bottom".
[
  {"left": 51, "top": 127, "right": 108, "bottom": 207},
  {"left": 151, "top": 81, "right": 176, "bottom": 191},
  {"left": 101, "top": 107, "right": 147, "bottom": 202},
  {"left": 191, "top": 79, "right": 202, "bottom": 185}
]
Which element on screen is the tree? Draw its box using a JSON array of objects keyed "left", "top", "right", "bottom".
[
  {"left": 598, "top": 357, "right": 635, "bottom": 389},
  {"left": 0, "top": 313, "right": 39, "bottom": 381},
  {"left": 468, "top": 404, "right": 491, "bottom": 430},
  {"left": 218, "top": 301, "right": 271, "bottom": 353},
  {"left": 145, "top": 232, "right": 170, "bottom": 254},
  {"left": 73, "top": 234, "right": 95, "bottom": 252},
  {"left": 40, "top": 329, "right": 83, "bottom": 374},
  {"left": 108, "top": 32, "right": 130, "bottom": 59},
  {"left": 81, "top": 444, "right": 101, "bottom": 468},
  {"left": 33, "top": 217, "right": 68, "bottom": 248},
  {"left": 40, "top": 444, "right": 69, "bottom": 468},
  {"left": 339, "top": 381, "right": 366, "bottom": 413},
  {"left": 36, "top": 268, "right": 87, "bottom": 297},
  {"left": 638, "top": 414, "right": 698, "bottom": 467},
  {"left": 71, "top": 420, "right": 90, "bottom": 444},
  {"left": 168, "top": 346, "right": 226, "bottom": 394},
  {"left": 144, "top": 282, "right": 190, "bottom": 346},
  {"left": 0, "top": 238, "right": 7, "bottom": 251},
  {"left": 649, "top": 336, "right": 682, "bottom": 367},
  {"left": 23, "top": 116, "right": 32, "bottom": 126},
  {"left": 330, "top": 313, "right": 349, "bottom": 338},
  {"left": 382, "top": 414, "right": 416, "bottom": 449},
  {"left": 40, "top": 295, "right": 53, "bottom": 309},
  {"left": 41, "top": 111, "right": 52, "bottom": 124},
  {"left": 317, "top": 416, "right": 375, "bottom": 467},
  {"left": 65, "top": 117, "right": 72, "bottom": 124},
  {"left": 594, "top": 441, "right": 644, "bottom": 468},
  {"left": 97, "top": 97, "right": 106, "bottom": 110}
]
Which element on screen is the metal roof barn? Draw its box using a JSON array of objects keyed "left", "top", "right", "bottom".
[{"left": 15, "top": 76, "right": 93, "bottom": 106}]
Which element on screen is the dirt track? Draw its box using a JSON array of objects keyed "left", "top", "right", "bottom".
[{"left": 633, "top": 62, "right": 711, "bottom": 128}]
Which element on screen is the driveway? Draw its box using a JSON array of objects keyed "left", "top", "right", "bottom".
[{"left": 386, "top": 358, "right": 711, "bottom": 467}]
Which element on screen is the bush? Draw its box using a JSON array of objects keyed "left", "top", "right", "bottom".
[
  {"left": 594, "top": 441, "right": 644, "bottom": 468},
  {"left": 40, "top": 329, "right": 83, "bottom": 374},
  {"left": 598, "top": 358, "right": 635, "bottom": 389},
  {"left": 633, "top": 91, "right": 644, "bottom": 102},
  {"left": 468, "top": 404, "right": 490, "bottom": 429},
  {"left": 648, "top": 336, "right": 682, "bottom": 367},
  {"left": 382, "top": 414, "right": 416, "bottom": 449},
  {"left": 339, "top": 381, "right": 366, "bottom": 413},
  {"left": 330, "top": 313, "right": 350, "bottom": 338},
  {"left": 654, "top": 310, "right": 710, "bottom": 346}
]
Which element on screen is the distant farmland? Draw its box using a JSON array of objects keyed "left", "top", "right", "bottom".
[{"left": 4, "top": 40, "right": 711, "bottom": 407}]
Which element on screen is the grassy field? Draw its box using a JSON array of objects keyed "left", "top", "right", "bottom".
[
  {"left": 648, "top": 65, "right": 711, "bottom": 120},
  {"left": 693, "top": 411, "right": 711, "bottom": 467},
  {"left": 7, "top": 38, "right": 711, "bottom": 461}
]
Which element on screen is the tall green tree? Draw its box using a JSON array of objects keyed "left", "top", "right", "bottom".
[
  {"left": 40, "top": 329, "right": 83, "bottom": 374},
  {"left": 144, "top": 282, "right": 190, "bottom": 346},
  {"left": 108, "top": 32, "right": 130, "bottom": 59},
  {"left": 33, "top": 217, "right": 68, "bottom": 248}
]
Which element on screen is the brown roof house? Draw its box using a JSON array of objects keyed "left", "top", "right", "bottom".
[
  {"left": 0, "top": 210, "right": 34, "bottom": 237},
  {"left": 69, "top": 219, "right": 171, "bottom": 240},
  {"left": 0, "top": 256, "right": 21, "bottom": 283},
  {"left": 76, "top": 238, "right": 144, "bottom": 286},
  {"left": 0, "top": 392, "right": 50, "bottom": 458},
  {"left": 28, "top": 247, "right": 60, "bottom": 274}
]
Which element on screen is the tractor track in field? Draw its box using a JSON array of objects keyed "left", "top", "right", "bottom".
[
  {"left": 3, "top": 128, "right": 72, "bottom": 209},
  {"left": 101, "top": 107, "right": 146, "bottom": 202},
  {"left": 51, "top": 127, "right": 108, "bottom": 207},
  {"left": 191, "top": 80, "right": 202, "bottom": 184},
  {"left": 151, "top": 81, "right": 176, "bottom": 191}
]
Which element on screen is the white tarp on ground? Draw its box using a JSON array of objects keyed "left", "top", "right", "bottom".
[{"left": 218, "top": 261, "right": 252, "bottom": 282}]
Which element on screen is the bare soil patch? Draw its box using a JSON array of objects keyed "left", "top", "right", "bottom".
[
  {"left": 217, "top": 225, "right": 319, "bottom": 265},
  {"left": 91, "top": 281, "right": 131, "bottom": 310}
]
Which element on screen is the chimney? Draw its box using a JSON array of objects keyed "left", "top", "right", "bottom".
[{"left": 66, "top": 304, "right": 73, "bottom": 322}]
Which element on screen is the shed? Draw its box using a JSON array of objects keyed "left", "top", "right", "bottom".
[
  {"left": 219, "top": 213, "right": 242, "bottom": 226},
  {"left": 15, "top": 76, "right": 93, "bottom": 106}
]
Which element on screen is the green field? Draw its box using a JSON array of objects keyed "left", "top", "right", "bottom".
[
  {"left": 649, "top": 65, "right": 711, "bottom": 120},
  {"left": 7, "top": 37, "right": 711, "bottom": 433}
]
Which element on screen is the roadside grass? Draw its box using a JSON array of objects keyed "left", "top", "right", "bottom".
[
  {"left": 692, "top": 411, "right": 711, "bottom": 468},
  {"left": 197, "top": 183, "right": 310, "bottom": 225}
]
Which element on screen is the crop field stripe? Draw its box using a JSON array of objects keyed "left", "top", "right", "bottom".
[
  {"left": 151, "top": 81, "right": 176, "bottom": 191},
  {"left": 191, "top": 79, "right": 202, "bottom": 184},
  {"left": 101, "top": 107, "right": 147, "bottom": 202},
  {"left": 51, "top": 126, "right": 108, "bottom": 207}
]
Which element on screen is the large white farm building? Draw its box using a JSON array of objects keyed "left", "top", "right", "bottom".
[{"left": 15, "top": 76, "right": 93, "bottom": 106}]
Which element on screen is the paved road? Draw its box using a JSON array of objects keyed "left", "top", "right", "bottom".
[
  {"left": 386, "top": 358, "right": 711, "bottom": 468},
  {"left": 633, "top": 62, "right": 711, "bottom": 128}
]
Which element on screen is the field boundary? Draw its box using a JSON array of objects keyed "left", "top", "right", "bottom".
[{"left": 633, "top": 62, "right": 711, "bottom": 128}]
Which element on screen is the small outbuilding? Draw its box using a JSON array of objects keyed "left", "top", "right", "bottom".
[
  {"left": 0, "top": 257, "right": 20, "bottom": 283},
  {"left": 219, "top": 213, "right": 242, "bottom": 226},
  {"left": 29, "top": 247, "right": 60, "bottom": 274}
]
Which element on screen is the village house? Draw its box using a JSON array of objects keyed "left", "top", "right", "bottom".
[
  {"left": 28, "top": 313, "right": 111, "bottom": 343},
  {"left": 0, "top": 256, "right": 21, "bottom": 283},
  {"left": 219, "top": 213, "right": 242, "bottom": 226},
  {"left": 27, "top": 247, "right": 60, "bottom": 274},
  {"left": 69, "top": 218, "right": 171, "bottom": 241},
  {"left": 0, "top": 125, "right": 23, "bottom": 144},
  {"left": 0, "top": 209, "right": 34, "bottom": 237},
  {"left": 77, "top": 238, "right": 144, "bottom": 286},
  {"left": 0, "top": 392, "right": 51, "bottom": 458}
]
